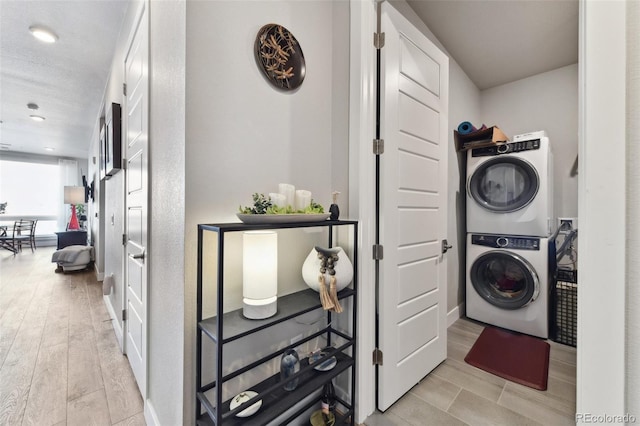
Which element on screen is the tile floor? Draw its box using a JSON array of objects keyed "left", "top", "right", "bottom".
[{"left": 364, "top": 318, "right": 576, "bottom": 426}]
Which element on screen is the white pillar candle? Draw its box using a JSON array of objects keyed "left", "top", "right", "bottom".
[
  {"left": 269, "top": 193, "right": 286, "bottom": 207},
  {"left": 294, "top": 190, "right": 312, "bottom": 211},
  {"left": 278, "top": 183, "right": 295, "bottom": 207}
]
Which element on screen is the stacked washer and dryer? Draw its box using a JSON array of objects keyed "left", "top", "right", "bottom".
[{"left": 465, "top": 131, "right": 554, "bottom": 339}]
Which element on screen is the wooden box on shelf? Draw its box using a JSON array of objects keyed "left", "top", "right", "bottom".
[{"left": 454, "top": 126, "right": 509, "bottom": 152}]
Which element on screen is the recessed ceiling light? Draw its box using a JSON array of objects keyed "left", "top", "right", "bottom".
[
  {"left": 29, "top": 25, "right": 58, "bottom": 43},
  {"left": 27, "top": 102, "right": 39, "bottom": 110},
  {"left": 44, "top": 147, "right": 55, "bottom": 151},
  {"left": 30, "top": 115, "right": 46, "bottom": 122}
]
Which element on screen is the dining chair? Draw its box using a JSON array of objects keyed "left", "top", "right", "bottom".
[
  {"left": 0, "top": 222, "right": 18, "bottom": 254},
  {"left": 14, "top": 220, "right": 36, "bottom": 252},
  {"left": 27, "top": 219, "right": 38, "bottom": 251}
]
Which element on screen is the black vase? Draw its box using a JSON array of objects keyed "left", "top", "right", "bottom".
[{"left": 329, "top": 204, "right": 340, "bottom": 220}]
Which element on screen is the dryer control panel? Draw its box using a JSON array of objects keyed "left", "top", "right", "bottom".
[
  {"left": 471, "top": 138, "right": 540, "bottom": 157},
  {"left": 471, "top": 234, "right": 540, "bottom": 250}
]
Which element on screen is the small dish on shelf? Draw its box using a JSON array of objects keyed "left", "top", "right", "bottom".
[
  {"left": 229, "top": 390, "right": 262, "bottom": 417},
  {"left": 314, "top": 356, "right": 337, "bottom": 372},
  {"left": 310, "top": 349, "right": 337, "bottom": 372}
]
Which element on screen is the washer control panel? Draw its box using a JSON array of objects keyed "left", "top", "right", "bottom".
[
  {"left": 471, "top": 138, "right": 540, "bottom": 157},
  {"left": 471, "top": 234, "right": 540, "bottom": 250}
]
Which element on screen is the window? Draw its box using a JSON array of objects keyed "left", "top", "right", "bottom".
[{"left": 0, "top": 158, "right": 63, "bottom": 235}]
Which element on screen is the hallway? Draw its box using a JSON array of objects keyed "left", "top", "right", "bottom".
[
  {"left": 0, "top": 247, "right": 144, "bottom": 425},
  {"left": 0, "top": 246, "right": 578, "bottom": 426}
]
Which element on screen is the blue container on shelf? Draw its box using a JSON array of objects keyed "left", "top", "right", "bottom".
[{"left": 280, "top": 349, "right": 300, "bottom": 391}]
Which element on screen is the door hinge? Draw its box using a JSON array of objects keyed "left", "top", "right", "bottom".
[
  {"left": 121, "top": 158, "right": 127, "bottom": 170},
  {"left": 123, "top": 83, "right": 127, "bottom": 96},
  {"left": 373, "top": 244, "right": 384, "bottom": 260},
  {"left": 442, "top": 239, "right": 453, "bottom": 254},
  {"left": 373, "top": 348, "right": 383, "bottom": 365},
  {"left": 122, "top": 309, "right": 127, "bottom": 321},
  {"left": 373, "top": 139, "right": 384, "bottom": 155},
  {"left": 122, "top": 234, "right": 127, "bottom": 245},
  {"left": 374, "top": 32, "right": 385, "bottom": 49}
]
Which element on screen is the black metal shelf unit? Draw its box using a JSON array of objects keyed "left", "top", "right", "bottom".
[{"left": 196, "top": 220, "right": 358, "bottom": 425}]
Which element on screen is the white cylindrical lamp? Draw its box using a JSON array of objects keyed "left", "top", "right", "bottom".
[{"left": 243, "top": 231, "right": 278, "bottom": 319}]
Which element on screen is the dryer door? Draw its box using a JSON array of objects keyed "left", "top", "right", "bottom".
[
  {"left": 468, "top": 157, "right": 539, "bottom": 212},
  {"left": 470, "top": 250, "right": 540, "bottom": 309}
]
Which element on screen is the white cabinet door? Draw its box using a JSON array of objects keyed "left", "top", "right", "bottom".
[{"left": 377, "top": 1, "right": 449, "bottom": 411}]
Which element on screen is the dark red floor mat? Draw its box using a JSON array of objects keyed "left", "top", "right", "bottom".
[{"left": 464, "top": 326, "right": 550, "bottom": 390}]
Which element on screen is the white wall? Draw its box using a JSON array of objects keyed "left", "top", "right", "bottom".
[
  {"left": 101, "top": 0, "right": 139, "bottom": 347},
  {"left": 447, "top": 62, "right": 481, "bottom": 314},
  {"left": 627, "top": 0, "right": 640, "bottom": 417},
  {"left": 184, "top": 1, "right": 350, "bottom": 423},
  {"left": 148, "top": 1, "right": 187, "bottom": 424},
  {"left": 87, "top": 119, "right": 104, "bottom": 275},
  {"left": 481, "top": 64, "right": 579, "bottom": 220}
]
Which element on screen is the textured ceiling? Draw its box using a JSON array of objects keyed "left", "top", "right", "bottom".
[
  {"left": 0, "top": 0, "right": 128, "bottom": 159},
  {"left": 406, "top": 0, "right": 579, "bottom": 90},
  {"left": 0, "top": 1, "right": 578, "bottom": 159}
]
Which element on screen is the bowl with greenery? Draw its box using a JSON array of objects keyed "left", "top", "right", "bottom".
[{"left": 237, "top": 193, "right": 329, "bottom": 224}]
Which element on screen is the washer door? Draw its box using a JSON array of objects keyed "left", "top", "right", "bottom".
[
  {"left": 470, "top": 250, "right": 539, "bottom": 310},
  {"left": 468, "top": 157, "right": 539, "bottom": 212}
]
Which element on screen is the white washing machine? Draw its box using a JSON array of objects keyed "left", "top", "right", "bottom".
[
  {"left": 466, "top": 132, "right": 553, "bottom": 236},
  {"left": 466, "top": 233, "right": 550, "bottom": 338}
]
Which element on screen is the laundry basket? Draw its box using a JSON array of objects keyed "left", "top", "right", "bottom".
[{"left": 550, "top": 268, "right": 578, "bottom": 347}]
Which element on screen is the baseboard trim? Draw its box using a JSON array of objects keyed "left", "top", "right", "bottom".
[
  {"left": 145, "top": 400, "right": 160, "bottom": 426},
  {"left": 447, "top": 303, "right": 464, "bottom": 328},
  {"left": 104, "top": 295, "right": 124, "bottom": 351},
  {"left": 95, "top": 262, "right": 104, "bottom": 281}
]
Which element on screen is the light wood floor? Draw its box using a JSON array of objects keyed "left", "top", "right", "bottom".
[
  {"left": 1, "top": 247, "right": 576, "bottom": 426},
  {"left": 0, "top": 246, "right": 144, "bottom": 426},
  {"left": 365, "top": 318, "right": 577, "bottom": 426}
]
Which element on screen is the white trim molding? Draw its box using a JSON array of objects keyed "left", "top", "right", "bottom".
[
  {"left": 349, "top": 0, "right": 377, "bottom": 422},
  {"left": 577, "top": 0, "right": 627, "bottom": 421},
  {"left": 447, "top": 304, "right": 463, "bottom": 328}
]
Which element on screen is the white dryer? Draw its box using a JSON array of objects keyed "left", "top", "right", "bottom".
[
  {"left": 466, "top": 133, "right": 553, "bottom": 236},
  {"left": 466, "top": 233, "right": 551, "bottom": 338}
]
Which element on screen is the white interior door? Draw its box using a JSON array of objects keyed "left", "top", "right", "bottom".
[
  {"left": 124, "top": 5, "right": 148, "bottom": 398},
  {"left": 377, "top": 2, "right": 449, "bottom": 411}
]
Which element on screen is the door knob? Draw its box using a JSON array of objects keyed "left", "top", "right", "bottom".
[{"left": 129, "top": 250, "right": 145, "bottom": 261}]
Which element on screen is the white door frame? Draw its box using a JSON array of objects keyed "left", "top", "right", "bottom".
[
  {"left": 576, "top": 0, "right": 627, "bottom": 419},
  {"left": 349, "top": 0, "right": 378, "bottom": 422}
]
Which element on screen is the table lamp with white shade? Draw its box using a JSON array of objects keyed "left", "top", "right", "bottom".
[
  {"left": 64, "top": 186, "right": 85, "bottom": 231},
  {"left": 243, "top": 231, "right": 278, "bottom": 319}
]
